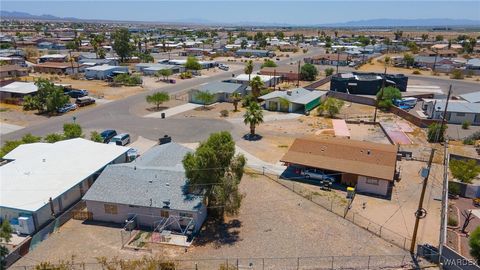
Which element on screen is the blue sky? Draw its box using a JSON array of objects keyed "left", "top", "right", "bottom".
[{"left": 2, "top": 1, "right": 479, "bottom": 24}]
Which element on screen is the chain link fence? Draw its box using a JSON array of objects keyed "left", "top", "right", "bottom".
[{"left": 256, "top": 169, "right": 412, "bottom": 251}]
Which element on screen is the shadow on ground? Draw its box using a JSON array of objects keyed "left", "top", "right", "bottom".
[{"left": 194, "top": 218, "right": 242, "bottom": 248}]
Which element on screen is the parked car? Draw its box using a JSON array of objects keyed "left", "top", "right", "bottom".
[
  {"left": 218, "top": 64, "right": 229, "bottom": 71},
  {"left": 108, "top": 133, "right": 131, "bottom": 146},
  {"left": 301, "top": 168, "right": 335, "bottom": 182},
  {"left": 57, "top": 103, "right": 78, "bottom": 113},
  {"left": 67, "top": 89, "right": 89, "bottom": 98},
  {"left": 100, "top": 129, "right": 117, "bottom": 143},
  {"left": 75, "top": 96, "right": 95, "bottom": 107}
]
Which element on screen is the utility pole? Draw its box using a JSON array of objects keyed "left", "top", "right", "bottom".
[
  {"left": 410, "top": 86, "right": 452, "bottom": 254},
  {"left": 373, "top": 64, "right": 387, "bottom": 123},
  {"left": 336, "top": 49, "right": 340, "bottom": 74},
  {"left": 297, "top": 60, "right": 300, "bottom": 87},
  {"left": 438, "top": 138, "right": 449, "bottom": 261}
]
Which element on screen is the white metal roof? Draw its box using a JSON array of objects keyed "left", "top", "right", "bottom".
[
  {"left": 85, "top": 65, "right": 127, "bottom": 71},
  {"left": 0, "top": 138, "right": 130, "bottom": 212},
  {"left": 39, "top": 54, "right": 67, "bottom": 59},
  {"left": 0, "top": 81, "right": 38, "bottom": 95},
  {"left": 235, "top": 74, "right": 280, "bottom": 82}
]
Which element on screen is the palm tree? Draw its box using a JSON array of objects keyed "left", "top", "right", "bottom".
[
  {"left": 249, "top": 76, "right": 264, "bottom": 100},
  {"left": 244, "top": 60, "right": 254, "bottom": 82},
  {"left": 230, "top": 92, "right": 241, "bottom": 112},
  {"left": 243, "top": 102, "right": 264, "bottom": 136}
]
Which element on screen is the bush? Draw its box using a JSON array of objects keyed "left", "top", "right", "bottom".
[
  {"left": 220, "top": 109, "right": 229, "bottom": 117},
  {"left": 113, "top": 73, "right": 142, "bottom": 86},
  {"left": 412, "top": 70, "right": 421, "bottom": 75},
  {"left": 448, "top": 216, "right": 458, "bottom": 227},
  {"left": 180, "top": 71, "right": 192, "bottom": 79},
  {"left": 450, "top": 159, "right": 480, "bottom": 183},
  {"left": 450, "top": 69, "right": 464, "bottom": 80},
  {"left": 449, "top": 182, "right": 461, "bottom": 196},
  {"left": 427, "top": 122, "right": 446, "bottom": 142},
  {"left": 470, "top": 226, "right": 480, "bottom": 262},
  {"left": 462, "top": 120, "right": 471, "bottom": 130},
  {"left": 324, "top": 67, "right": 335, "bottom": 77}
]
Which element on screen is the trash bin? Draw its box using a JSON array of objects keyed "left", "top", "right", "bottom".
[{"left": 161, "top": 113, "right": 165, "bottom": 119}]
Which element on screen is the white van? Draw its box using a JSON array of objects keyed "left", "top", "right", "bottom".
[{"left": 108, "top": 133, "right": 131, "bottom": 146}]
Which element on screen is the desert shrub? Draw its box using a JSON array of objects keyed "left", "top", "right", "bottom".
[
  {"left": 220, "top": 109, "right": 229, "bottom": 117},
  {"left": 412, "top": 70, "right": 421, "bottom": 75},
  {"left": 450, "top": 69, "right": 464, "bottom": 80},
  {"left": 462, "top": 120, "right": 471, "bottom": 129},
  {"left": 448, "top": 216, "right": 458, "bottom": 227}
]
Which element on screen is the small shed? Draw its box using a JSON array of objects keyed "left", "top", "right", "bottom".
[{"left": 85, "top": 65, "right": 129, "bottom": 80}]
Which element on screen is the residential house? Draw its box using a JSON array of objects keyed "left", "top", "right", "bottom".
[
  {"left": 423, "top": 99, "right": 480, "bottom": 125},
  {"left": 83, "top": 142, "right": 207, "bottom": 235},
  {"left": 0, "top": 65, "right": 28, "bottom": 79},
  {"left": 78, "top": 58, "right": 119, "bottom": 67},
  {"left": 38, "top": 54, "right": 68, "bottom": 63},
  {"left": 459, "top": 92, "right": 480, "bottom": 103},
  {"left": 304, "top": 54, "right": 349, "bottom": 66},
  {"left": 0, "top": 138, "right": 130, "bottom": 234},
  {"left": 413, "top": 56, "right": 453, "bottom": 69},
  {"left": 466, "top": 58, "right": 480, "bottom": 71},
  {"left": 330, "top": 72, "right": 408, "bottom": 95},
  {"left": 33, "top": 62, "right": 83, "bottom": 75},
  {"left": 0, "top": 81, "right": 37, "bottom": 100},
  {"left": 135, "top": 63, "right": 185, "bottom": 76},
  {"left": 188, "top": 81, "right": 247, "bottom": 104},
  {"left": 259, "top": 88, "right": 326, "bottom": 113},
  {"left": 259, "top": 65, "right": 300, "bottom": 81},
  {"left": 280, "top": 137, "right": 398, "bottom": 197},
  {"left": 167, "top": 59, "right": 218, "bottom": 69},
  {"left": 84, "top": 65, "right": 129, "bottom": 80},
  {"left": 0, "top": 56, "right": 26, "bottom": 67},
  {"left": 235, "top": 49, "right": 275, "bottom": 58},
  {"left": 228, "top": 74, "right": 281, "bottom": 87},
  {"left": 179, "top": 48, "right": 213, "bottom": 57}
]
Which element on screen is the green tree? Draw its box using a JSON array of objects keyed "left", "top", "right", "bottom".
[
  {"left": 261, "top": 59, "right": 277, "bottom": 68},
  {"left": 185, "top": 56, "right": 202, "bottom": 70},
  {"left": 249, "top": 76, "right": 264, "bottom": 100},
  {"left": 324, "top": 67, "right": 334, "bottom": 76},
  {"left": 90, "top": 131, "right": 103, "bottom": 143},
  {"left": 66, "top": 41, "right": 78, "bottom": 51},
  {"left": 146, "top": 91, "right": 170, "bottom": 110},
  {"left": 243, "top": 102, "right": 264, "bottom": 136},
  {"left": 195, "top": 91, "right": 215, "bottom": 108},
  {"left": 317, "top": 97, "right": 344, "bottom": 118},
  {"left": 156, "top": 69, "right": 173, "bottom": 81},
  {"left": 421, "top": 34, "right": 429, "bottom": 42},
  {"left": 0, "top": 219, "right": 13, "bottom": 269},
  {"left": 427, "top": 122, "right": 447, "bottom": 143},
  {"left": 244, "top": 60, "right": 254, "bottom": 82},
  {"left": 45, "top": 133, "right": 65, "bottom": 143},
  {"left": 450, "top": 159, "right": 480, "bottom": 184},
  {"left": 23, "top": 79, "right": 68, "bottom": 114},
  {"left": 112, "top": 28, "right": 134, "bottom": 62},
  {"left": 21, "top": 133, "right": 42, "bottom": 143},
  {"left": 63, "top": 123, "right": 83, "bottom": 139},
  {"left": 394, "top": 30, "right": 403, "bottom": 40},
  {"left": 240, "top": 39, "right": 248, "bottom": 49},
  {"left": 435, "top": 35, "right": 444, "bottom": 42},
  {"left": 0, "top": 134, "right": 42, "bottom": 157},
  {"left": 230, "top": 92, "right": 241, "bottom": 112},
  {"left": 182, "top": 132, "right": 246, "bottom": 218},
  {"left": 300, "top": 63, "right": 318, "bottom": 81},
  {"left": 403, "top": 53, "right": 415, "bottom": 67},
  {"left": 377, "top": 86, "right": 402, "bottom": 109},
  {"left": 469, "top": 226, "right": 480, "bottom": 262}
]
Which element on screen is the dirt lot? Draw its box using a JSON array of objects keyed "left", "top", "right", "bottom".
[
  {"left": 0, "top": 103, "right": 46, "bottom": 127},
  {"left": 13, "top": 175, "right": 407, "bottom": 268}
]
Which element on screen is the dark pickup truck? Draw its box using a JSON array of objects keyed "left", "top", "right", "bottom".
[{"left": 75, "top": 96, "right": 95, "bottom": 107}]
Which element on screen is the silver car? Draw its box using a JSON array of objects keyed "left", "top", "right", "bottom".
[{"left": 301, "top": 169, "right": 334, "bottom": 182}]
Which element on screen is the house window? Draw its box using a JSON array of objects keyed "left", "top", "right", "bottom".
[
  {"left": 179, "top": 212, "right": 193, "bottom": 218},
  {"left": 456, "top": 112, "right": 466, "bottom": 117},
  {"left": 104, "top": 204, "right": 118, "bottom": 215},
  {"left": 160, "top": 210, "right": 169, "bottom": 218},
  {"left": 366, "top": 178, "right": 379, "bottom": 185}
]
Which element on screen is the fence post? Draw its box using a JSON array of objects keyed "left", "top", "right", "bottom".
[
  {"left": 331, "top": 256, "right": 334, "bottom": 269},
  {"left": 236, "top": 259, "right": 239, "bottom": 270},
  {"left": 367, "top": 256, "right": 370, "bottom": 269},
  {"left": 297, "top": 257, "right": 300, "bottom": 270},
  {"left": 226, "top": 258, "right": 228, "bottom": 269},
  {"left": 330, "top": 200, "right": 333, "bottom": 211},
  {"left": 262, "top": 258, "right": 265, "bottom": 270}
]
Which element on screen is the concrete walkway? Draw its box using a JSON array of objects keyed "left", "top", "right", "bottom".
[
  {"left": 180, "top": 142, "right": 286, "bottom": 175},
  {"left": 0, "top": 122, "right": 24, "bottom": 135},
  {"left": 128, "top": 136, "right": 158, "bottom": 154},
  {"left": 144, "top": 103, "right": 202, "bottom": 118}
]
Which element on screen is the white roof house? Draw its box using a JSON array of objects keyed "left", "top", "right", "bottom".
[
  {"left": 234, "top": 74, "right": 281, "bottom": 83},
  {"left": 1, "top": 138, "right": 130, "bottom": 212},
  {"left": 0, "top": 81, "right": 38, "bottom": 95}
]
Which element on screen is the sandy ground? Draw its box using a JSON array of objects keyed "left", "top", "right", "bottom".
[
  {"left": 13, "top": 175, "right": 408, "bottom": 269},
  {"left": 357, "top": 55, "right": 480, "bottom": 83}
]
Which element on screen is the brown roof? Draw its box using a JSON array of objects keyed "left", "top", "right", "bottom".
[
  {"left": 312, "top": 54, "right": 349, "bottom": 61},
  {"left": 34, "top": 62, "right": 80, "bottom": 69},
  {"left": 0, "top": 65, "right": 27, "bottom": 72},
  {"left": 280, "top": 137, "right": 397, "bottom": 181},
  {"left": 260, "top": 65, "right": 298, "bottom": 74}
]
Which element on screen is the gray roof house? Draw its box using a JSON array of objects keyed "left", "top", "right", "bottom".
[
  {"left": 135, "top": 63, "right": 185, "bottom": 75},
  {"left": 259, "top": 88, "right": 327, "bottom": 113},
  {"left": 83, "top": 142, "right": 207, "bottom": 237},
  {"left": 188, "top": 81, "right": 247, "bottom": 105},
  {"left": 466, "top": 58, "right": 480, "bottom": 70},
  {"left": 423, "top": 99, "right": 480, "bottom": 125},
  {"left": 459, "top": 92, "right": 480, "bottom": 103}
]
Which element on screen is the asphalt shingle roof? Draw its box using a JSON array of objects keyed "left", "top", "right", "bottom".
[{"left": 195, "top": 82, "right": 246, "bottom": 94}]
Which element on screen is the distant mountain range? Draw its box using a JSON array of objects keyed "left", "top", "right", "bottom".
[{"left": 1, "top": 10, "right": 480, "bottom": 27}]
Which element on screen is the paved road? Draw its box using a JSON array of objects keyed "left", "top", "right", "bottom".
[
  {"left": 1, "top": 48, "right": 324, "bottom": 143},
  {"left": 408, "top": 75, "right": 479, "bottom": 95}
]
